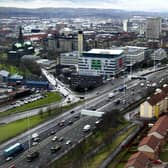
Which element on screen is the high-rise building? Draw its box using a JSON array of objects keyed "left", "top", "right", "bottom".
[
  {"left": 123, "top": 19, "right": 128, "bottom": 32},
  {"left": 78, "top": 31, "right": 84, "bottom": 56},
  {"left": 146, "top": 17, "right": 161, "bottom": 39}
]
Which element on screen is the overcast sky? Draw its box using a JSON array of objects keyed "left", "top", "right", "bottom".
[{"left": 0, "top": 0, "right": 168, "bottom": 11}]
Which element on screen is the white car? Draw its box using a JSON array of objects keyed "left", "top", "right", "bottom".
[
  {"left": 83, "top": 124, "right": 91, "bottom": 132},
  {"left": 52, "top": 136, "right": 58, "bottom": 142},
  {"left": 65, "top": 140, "right": 71, "bottom": 145}
]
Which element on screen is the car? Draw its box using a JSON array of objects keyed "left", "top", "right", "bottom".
[
  {"left": 152, "top": 160, "right": 162, "bottom": 165},
  {"left": 58, "top": 120, "right": 65, "bottom": 127},
  {"left": 26, "top": 151, "right": 39, "bottom": 162},
  {"left": 50, "top": 145, "right": 61, "bottom": 153},
  {"left": 68, "top": 120, "right": 73, "bottom": 125},
  {"left": 74, "top": 114, "right": 80, "bottom": 119},
  {"left": 9, "top": 165, "right": 15, "bottom": 168},
  {"left": 95, "top": 120, "right": 101, "bottom": 125},
  {"left": 6, "top": 156, "right": 13, "bottom": 162},
  {"left": 70, "top": 110, "right": 75, "bottom": 114},
  {"left": 52, "top": 136, "right": 58, "bottom": 142},
  {"left": 114, "top": 99, "right": 121, "bottom": 105},
  {"left": 32, "top": 141, "right": 38, "bottom": 146},
  {"left": 65, "top": 140, "right": 72, "bottom": 145},
  {"left": 83, "top": 124, "right": 91, "bottom": 132},
  {"left": 58, "top": 137, "right": 64, "bottom": 142},
  {"left": 50, "top": 130, "right": 56, "bottom": 135}
]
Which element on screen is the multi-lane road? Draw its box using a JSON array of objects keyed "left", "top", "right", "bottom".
[{"left": 0, "top": 68, "right": 168, "bottom": 168}]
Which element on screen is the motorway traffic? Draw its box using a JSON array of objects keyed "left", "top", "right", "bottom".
[{"left": 0, "top": 68, "right": 168, "bottom": 168}]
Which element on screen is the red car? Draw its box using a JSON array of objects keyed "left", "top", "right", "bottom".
[{"left": 152, "top": 160, "right": 162, "bottom": 165}]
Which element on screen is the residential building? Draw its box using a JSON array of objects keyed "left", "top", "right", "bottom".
[
  {"left": 146, "top": 17, "right": 161, "bottom": 40},
  {"left": 125, "top": 152, "right": 150, "bottom": 168},
  {"left": 78, "top": 49, "right": 125, "bottom": 79},
  {"left": 140, "top": 87, "right": 168, "bottom": 118},
  {"left": 148, "top": 115, "right": 168, "bottom": 143},
  {"left": 138, "top": 135, "right": 161, "bottom": 160}
]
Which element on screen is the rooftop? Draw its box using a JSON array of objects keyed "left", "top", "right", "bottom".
[{"left": 86, "top": 49, "right": 123, "bottom": 55}]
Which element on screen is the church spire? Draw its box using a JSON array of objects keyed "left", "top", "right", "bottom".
[{"left": 18, "top": 26, "right": 24, "bottom": 44}]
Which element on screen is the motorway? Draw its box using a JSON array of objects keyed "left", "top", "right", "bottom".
[{"left": 0, "top": 68, "right": 168, "bottom": 168}]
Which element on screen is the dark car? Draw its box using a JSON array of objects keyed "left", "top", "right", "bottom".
[
  {"left": 58, "top": 137, "right": 64, "bottom": 142},
  {"left": 68, "top": 120, "right": 73, "bottom": 125},
  {"left": 50, "top": 145, "right": 61, "bottom": 153},
  {"left": 26, "top": 151, "right": 39, "bottom": 162},
  {"left": 70, "top": 110, "right": 75, "bottom": 114},
  {"left": 74, "top": 114, "right": 80, "bottom": 119},
  {"left": 114, "top": 99, "right": 121, "bottom": 105}
]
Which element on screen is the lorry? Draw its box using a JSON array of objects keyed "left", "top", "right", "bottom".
[{"left": 4, "top": 143, "right": 24, "bottom": 158}]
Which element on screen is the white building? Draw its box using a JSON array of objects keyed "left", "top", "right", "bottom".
[
  {"left": 123, "top": 19, "right": 128, "bottom": 32},
  {"left": 146, "top": 17, "right": 161, "bottom": 39},
  {"left": 151, "top": 48, "right": 167, "bottom": 61},
  {"left": 60, "top": 51, "right": 79, "bottom": 66},
  {"left": 121, "top": 46, "right": 146, "bottom": 66},
  {"left": 78, "top": 49, "right": 125, "bottom": 78}
]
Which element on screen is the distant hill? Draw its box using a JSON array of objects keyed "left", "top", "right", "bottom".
[{"left": 0, "top": 7, "right": 167, "bottom": 18}]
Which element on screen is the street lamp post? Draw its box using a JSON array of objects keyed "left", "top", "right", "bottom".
[
  {"left": 84, "top": 88, "right": 87, "bottom": 109},
  {"left": 27, "top": 111, "right": 31, "bottom": 151}
]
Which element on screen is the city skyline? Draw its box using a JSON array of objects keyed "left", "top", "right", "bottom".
[{"left": 0, "top": 0, "right": 168, "bottom": 12}]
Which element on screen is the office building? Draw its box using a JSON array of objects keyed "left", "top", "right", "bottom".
[
  {"left": 146, "top": 17, "right": 161, "bottom": 39},
  {"left": 78, "top": 49, "right": 125, "bottom": 78},
  {"left": 121, "top": 46, "right": 146, "bottom": 67},
  {"left": 60, "top": 51, "right": 79, "bottom": 66}
]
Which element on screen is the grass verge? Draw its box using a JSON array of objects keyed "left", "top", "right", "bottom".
[
  {"left": 84, "top": 125, "right": 137, "bottom": 168},
  {"left": 51, "top": 122, "right": 132, "bottom": 168},
  {"left": 0, "top": 101, "right": 82, "bottom": 144}
]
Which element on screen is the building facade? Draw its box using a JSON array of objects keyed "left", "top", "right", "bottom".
[
  {"left": 146, "top": 17, "right": 161, "bottom": 40},
  {"left": 60, "top": 51, "right": 79, "bottom": 66},
  {"left": 140, "top": 86, "right": 168, "bottom": 118},
  {"left": 78, "top": 49, "right": 125, "bottom": 78}
]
